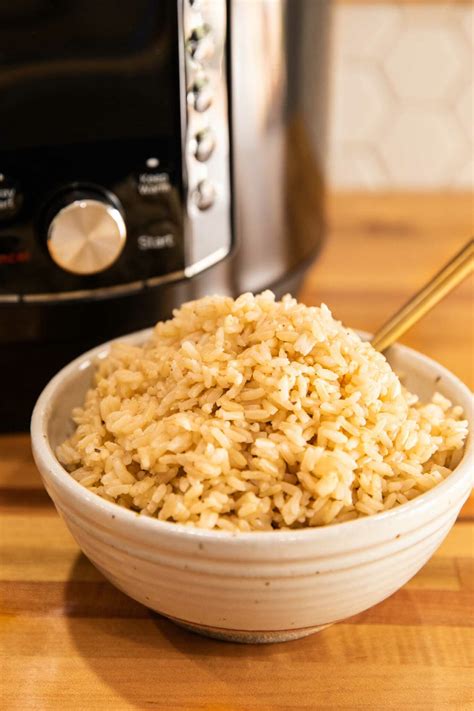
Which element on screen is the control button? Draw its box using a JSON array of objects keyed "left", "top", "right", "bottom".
[
  {"left": 188, "top": 76, "right": 213, "bottom": 113},
  {"left": 137, "top": 170, "right": 172, "bottom": 197},
  {"left": 0, "top": 174, "right": 23, "bottom": 221},
  {"left": 137, "top": 222, "right": 177, "bottom": 252},
  {"left": 193, "top": 180, "right": 216, "bottom": 211},
  {"left": 0, "top": 235, "right": 30, "bottom": 265},
  {"left": 193, "top": 128, "right": 216, "bottom": 162},
  {"left": 47, "top": 199, "right": 126, "bottom": 275},
  {"left": 186, "top": 24, "right": 214, "bottom": 63}
]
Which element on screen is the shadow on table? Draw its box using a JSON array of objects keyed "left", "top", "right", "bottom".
[
  {"left": 65, "top": 553, "right": 438, "bottom": 709},
  {"left": 64, "top": 553, "right": 318, "bottom": 707}
]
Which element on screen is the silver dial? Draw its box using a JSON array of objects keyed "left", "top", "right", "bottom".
[{"left": 47, "top": 199, "right": 127, "bottom": 275}]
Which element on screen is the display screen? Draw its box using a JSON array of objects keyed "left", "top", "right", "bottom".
[{"left": 0, "top": 0, "right": 181, "bottom": 150}]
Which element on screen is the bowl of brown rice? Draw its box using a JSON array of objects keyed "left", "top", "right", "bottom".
[{"left": 31, "top": 292, "right": 473, "bottom": 642}]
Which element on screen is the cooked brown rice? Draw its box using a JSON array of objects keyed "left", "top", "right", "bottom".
[{"left": 57, "top": 292, "right": 468, "bottom": 531}]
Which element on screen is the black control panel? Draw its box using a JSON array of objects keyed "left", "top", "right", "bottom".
[
  {"left": 0, "top": 0, "right": 191, "bottom": 302},
  {"left": 0, "top": 0, "right": 232, "bottom": 305},
  {"left": 0, "top": 0, "right": 232, "bottom": 429},
  {"left": 0, "top": 140, "right": 185, "bottom": 300}
]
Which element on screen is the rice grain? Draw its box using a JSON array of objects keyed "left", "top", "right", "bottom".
[{"left": 57, "top": 292, "right": 468, "bottom": 531}]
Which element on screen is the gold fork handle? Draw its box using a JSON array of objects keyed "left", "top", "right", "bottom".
[{"left": 371, "top": 239, "right": 474, "bottom": 353}]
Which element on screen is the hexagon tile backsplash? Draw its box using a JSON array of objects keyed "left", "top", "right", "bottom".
[{"left": 327, "top": 3, "right": 473, "bottom": 189}]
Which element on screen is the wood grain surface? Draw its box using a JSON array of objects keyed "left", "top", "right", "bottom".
[{"left": 1, "top": 193, "right": 473, "bottom": 710}]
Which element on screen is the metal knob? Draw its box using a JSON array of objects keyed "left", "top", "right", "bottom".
[{"left": 47, "top": 199, "right": 127, "bottom": 275}]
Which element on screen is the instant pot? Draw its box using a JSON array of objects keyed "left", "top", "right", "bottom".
[{"left": 0, "top": 0, "right": 329, "bottom": 429}]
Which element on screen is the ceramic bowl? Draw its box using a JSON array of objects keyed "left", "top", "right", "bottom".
[{"left": 31, "top": 329, "right": 473, "bottom": 643}]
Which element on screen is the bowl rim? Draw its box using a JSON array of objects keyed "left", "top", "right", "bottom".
[{"left": 31, "top": 327, "right": 474, "bottom": 544}]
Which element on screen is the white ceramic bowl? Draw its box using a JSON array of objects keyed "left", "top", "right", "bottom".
[{"left": 31, "top": 329, "right": 474, "bottom": 643}]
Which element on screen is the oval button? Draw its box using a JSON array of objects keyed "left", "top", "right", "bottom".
[
  {"left": 193, "top": 180, "right": 216, "bottom": 211},
  {"left": 194, "top": 128, "right": 216, "bottom": 162},
  {"left": 186, "top": 24, "right": 215, "bottom": 63},
  {"left": 188, "top": 76, "right": 213, "bottom": 113}
]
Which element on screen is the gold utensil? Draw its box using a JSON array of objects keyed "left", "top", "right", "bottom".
[{"left": 371, "top": 239, "right": 474, "bottom": 353}]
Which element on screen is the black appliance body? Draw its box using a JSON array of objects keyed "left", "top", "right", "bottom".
[{"left": 0, "top": 0, "right": 329, "bottom": 430}]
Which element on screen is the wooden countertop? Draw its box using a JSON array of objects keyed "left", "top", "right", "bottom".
[{"left": 1, "top": 193, "right": 473, "bottom": 710}]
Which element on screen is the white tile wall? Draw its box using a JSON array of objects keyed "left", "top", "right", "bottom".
[{"left": 327, "top": 3, "right": 473, "bottom": 189}]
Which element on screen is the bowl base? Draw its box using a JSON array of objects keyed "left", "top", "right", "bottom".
[{"left": 167, "top": 616, "right": 333, "bottom": 643}]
